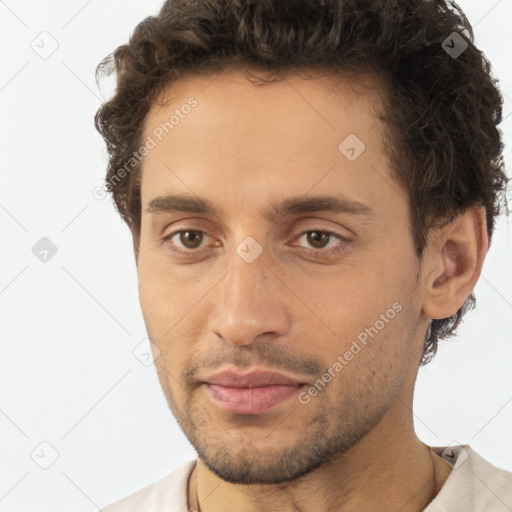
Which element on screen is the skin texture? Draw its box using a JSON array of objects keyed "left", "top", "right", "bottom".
[{"left": 136, "top": 66, "right": 488, "bottom": 512}]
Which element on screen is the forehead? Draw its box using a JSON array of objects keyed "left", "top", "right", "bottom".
[
  {"left": 138, "top": 66, "right": 403, "bottom": 223},
  {"left": 142, "top": 65, "right": 389, "bottom": 142}
]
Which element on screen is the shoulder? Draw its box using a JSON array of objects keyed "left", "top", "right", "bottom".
[
  {"left": 102, "top": 460, "right": 196, "bottom": 512},
  {"left": 467, "top": 447, "right": 512, "bottom": 509},
  {"left": 427, "top": 445, "right": 512, "bottom": 512}
]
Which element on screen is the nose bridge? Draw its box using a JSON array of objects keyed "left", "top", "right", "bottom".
[{"left": 212, "top": 239, "right": 288, "bottom": 345}]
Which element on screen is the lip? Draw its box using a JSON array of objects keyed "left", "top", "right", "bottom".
[
  {"left": 201, "top": 369, "right": 307, "bottom": 414},
  {"left": 203, "top": 369, "right": 305, "bottom": 388}
]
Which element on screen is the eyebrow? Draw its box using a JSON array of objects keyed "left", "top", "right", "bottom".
[{"left": 146, "top": 193, "right": 374, "bottom": 223}]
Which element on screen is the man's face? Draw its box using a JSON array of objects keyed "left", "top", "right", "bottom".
[{"left": 137, "top": 67, "right": 427, "bottom": 484}]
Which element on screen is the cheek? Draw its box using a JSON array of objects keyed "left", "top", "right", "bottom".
[
  {"left": 324, "top": 306, "right": 414, "bottom": 409},
  {"left": 136, "top": 251, "right": 210, "bottom": 364},
  {"left": 293, "top": 264, "right": 413, "bottom": 376},
  {"left": 137, "top": 248, "right": 197, "bottom": 324},
  {"left": 300, "top": 268, "right": 405, "bottom": 332},
  {"left": 138, "top": 274, "right": 180, "bottom": 352}
]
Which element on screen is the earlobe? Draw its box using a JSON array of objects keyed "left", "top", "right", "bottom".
[{"left": 422, "top": 207, "right": 488, "bottom": 320}]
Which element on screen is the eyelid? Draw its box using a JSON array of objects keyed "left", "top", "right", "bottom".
[
  {"left": 162, "top": 228, "right": 215, "bottom": 248},
  {"left": 162, "top": 227, "right": 351, "bottom": 260},
  {"left": 289, "top": 230, "right": 351, "bottom": 256},
  {"left": 161, "top": 225, "right": 349, "bottom": 245}
]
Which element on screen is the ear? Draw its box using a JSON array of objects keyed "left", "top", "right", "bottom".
[{"left": 422, "top": 206, "right": 488, "bottom": 320}]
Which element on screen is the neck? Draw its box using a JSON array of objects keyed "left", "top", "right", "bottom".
[{"left": 187, "top": 401, "right": 452, "bottom": 512}]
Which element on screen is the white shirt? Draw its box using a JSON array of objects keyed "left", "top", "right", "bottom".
[{"left": 102, "top": 445, "right": 512, "bottom": 511}]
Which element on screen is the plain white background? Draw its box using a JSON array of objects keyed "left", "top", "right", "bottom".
[{"left": 0, "top": 1, "right": 511, "bottom": 510}]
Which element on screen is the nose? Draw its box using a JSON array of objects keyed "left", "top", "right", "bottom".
[{"left": 209, "top": 244, "right": 290, "bottom": 346}]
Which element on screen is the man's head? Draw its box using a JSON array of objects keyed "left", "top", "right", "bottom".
[{"left": 94, "top": 0, "right": 507, "bottom": 486}]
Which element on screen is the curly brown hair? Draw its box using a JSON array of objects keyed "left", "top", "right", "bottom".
[{"left": 94, "top": 0, "right": 508, "bottom": 366}]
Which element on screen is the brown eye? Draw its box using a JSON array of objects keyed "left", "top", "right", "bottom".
[
  {"left": 306, "top": 231, "right": 331, "bottom": 249},
  {"left": 178, "top": 230, "right": 204, "bottom": 249},
  {"left": 162, "top": 229, "right": 213, "bottom": 256},
  {"left": 291, "top": 230, "right": 351, "bottom": 258}
]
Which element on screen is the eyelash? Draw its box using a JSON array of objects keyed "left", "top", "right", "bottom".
[{"left": 161, "top": 229, "right": 351, "bottom": 259}]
